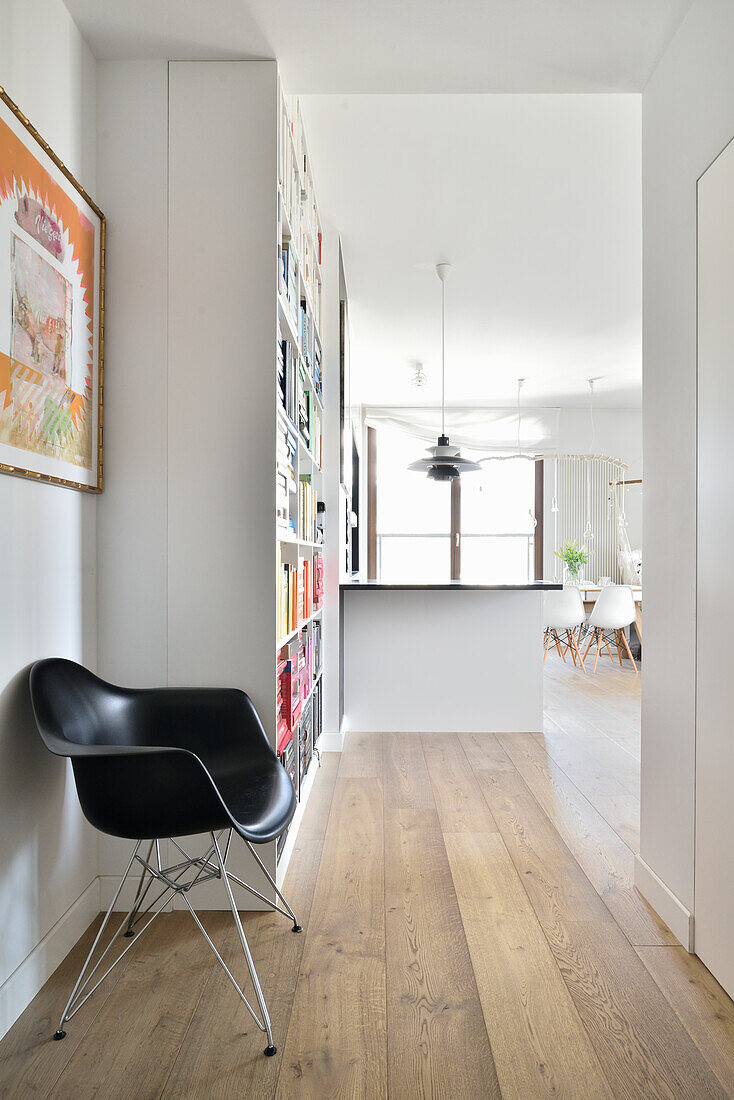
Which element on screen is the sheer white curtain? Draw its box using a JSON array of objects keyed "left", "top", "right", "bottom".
[{"left": 364, "top": 405, "right": 561, "bottom": 457}]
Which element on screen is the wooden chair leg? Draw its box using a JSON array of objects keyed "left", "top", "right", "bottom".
[
  {"left": 583, "top": 628, "right": 596, "bottom": 662},
  {"left": 552, "top": 629, "right": 566, "bottom": 662},
  {"left": 614, "top": 629, "right": 624, "bottom": 666},
  {"left": 566, "top": 630, "right": 578, "bottom": 667},
  {"left": 600, "top": 631, "right": 614, "bottom": 660},
  {"left": 621, "top": 629, "right": 638, "bottom": 673},
  {"left": 593, "top": 632, "right": 602, "bottom": 673},
  {"left": 543, "top": 629, "right": 552, "bottom": 662},
  {"left": 570, "top": 629, "right": 586, "bottom": 672}
]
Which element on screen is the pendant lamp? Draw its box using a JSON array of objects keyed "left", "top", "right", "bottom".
[{"left": 408, "top": 264, "right": 480, "bottom": 481}]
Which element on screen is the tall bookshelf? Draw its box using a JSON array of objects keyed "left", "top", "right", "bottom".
[
  {"left": 167, "top": 60, "right": 330, "bottom": 903},
  {"left": 274, "top": 92, "right": 326, "bottom": 867}
]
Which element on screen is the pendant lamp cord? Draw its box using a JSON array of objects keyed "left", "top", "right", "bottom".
[
  {"left": 441, "top": 277, "right": 446, "bottom": 436},
  {"left": 553, "top": 455, "right": 558, "bottom": 581},
  {"left": 586, "top": 378, "right": 595, "bottom": 542}
]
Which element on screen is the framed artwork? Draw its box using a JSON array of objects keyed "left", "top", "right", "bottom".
[{"left": 0, "top": 87, "right": 104, "bottom": 491}]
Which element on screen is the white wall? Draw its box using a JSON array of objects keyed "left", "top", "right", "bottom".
[
  {"left": 95, "top": 62, "right": 343, "bottom": 905},
  {"left": 95, "top": 61, "right": 170, "bottom": 901},
  {"left": 695, "top": 137, "right": 734, "bottom": 995},
  {"left": 543, "top": 406, "right": 642, "bottom": 580},
  {"left": 638, "top": 0, "right": 734, "bottom": 939},
  {"left": 0, "top": 0, "right": 99, "bottom": 1038}
]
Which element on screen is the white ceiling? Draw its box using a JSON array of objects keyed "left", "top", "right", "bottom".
[
  {"left": 302, "top": 93, "right": 643, "bottom": 408},
  {"left": 64, "top": 0, "right": 681, "bottom": 408},
  {"left": 67, "top": 0, "right": 691, "bottom": 93}
]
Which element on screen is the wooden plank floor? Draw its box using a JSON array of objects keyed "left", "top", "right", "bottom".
[{"left": 3, "top": 657, "right": 734, "bottom": 1098}]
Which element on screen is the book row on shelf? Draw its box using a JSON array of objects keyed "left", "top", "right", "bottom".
[
  {"left": 275, "top": 425, "right": 324, "bottom": 543},
  {"left": 298, "top": 475, "right": 318, "bottom": 543},
  {"left": 276, "top": 623, "right": 323, "bottom": 857},
  {"left": 278, "top": 246, "right": 323, "bottom": 404},
  {"left": 276, "top": 421, "right": 297, "bottom": 533},
  {"left": 278, "top": 93, "right": 323, "bottom": 332},
  {"left": 277, "top": 326, "right": 323, "bottom": 463},
  {"left": 276, "top": 681, "right": 321, "bottom": 860},
  {"left": 298, "top": 368, "right": 323, "bottom": 464},
  {"left": 301, "top": 301, "right": 322, "bottom": 397},
  {"left": 276, "top": 548, "right": 324, "bottom": 641},
  {"left": 277, "top": 618, "right": 322, "bottom": 749},
  {"left": 277, "top": 329, "right": 298, "bottom": 425}
]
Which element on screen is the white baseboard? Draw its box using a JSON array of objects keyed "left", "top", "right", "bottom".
[
  {"left": 634, "top": 854, "right": 695, "bottom": 951},
  {"left": 99, "top": 873, "right": 175, "bottom": 913},
  {"left": 0, "top": 877, "right": 100, "bottom": 1041},
  {"left": 320, "top": 731, "right": 343, "bottom": 752}
]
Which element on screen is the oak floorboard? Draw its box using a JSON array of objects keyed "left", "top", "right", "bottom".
[
  {"left": 421, "top": 734, "right": 497, "bottom": 834},
  {"left": 337, "top": 731, "right": 383, "bottom": 779},
  {"left": 543, "top": 661, "right": 641, "bottom": 756},
  {"left": 445, "top": 831, "right": 614, "bottom": 1100},
  {"left": 464, "top": 734, "right": 730, "bottom": 1098},
  {"left": 384, "top": 809, "right": 500, "bottom": 1100},
  {"left": 548, "top": 921, "right": 730, "bottom": 1100},
  {"left": 462, "top": 732, "right": 613, "bottom": 927},
  {"left": 542, "top": 708, "right": 641, "bottom": 798},
  {"left": 636, "top": 945, "right": 734, "bottom": 1097},
  {"left": 499, "top": 732, "right": 676, "bottom": 945},
  {"left": 381, "top": 733, "right": 435, "bottom": 812},
  {"left": 0, "top": 913, "right": 137, "bottom": 1100},
  {"left": 274, "top": 778, "right": 387, "bottom": 1100},
  {"left": 535, "top": 720, "right": 640, "bottom": 851},
  {"left": 159, "top": 752, "right": 340, "bottom": 1100},
  {"left": 49, "top": 912, "right": 215, "bottom": 1100}
]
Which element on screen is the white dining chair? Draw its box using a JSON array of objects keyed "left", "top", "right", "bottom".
[
  {"left": 583, "top": 584, "right": 638, "bottom": 673},
  {"left": 543, "top": 587, "right": 587, "bottom": 670}
]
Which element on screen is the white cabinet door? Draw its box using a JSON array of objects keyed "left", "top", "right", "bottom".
[{"left": 696, "top": 134, "right": 734, "bottom": 997}]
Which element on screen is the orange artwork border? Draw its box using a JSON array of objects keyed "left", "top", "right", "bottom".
[{"left": 0, "top": 85, "right": 105, "bottom": 492}]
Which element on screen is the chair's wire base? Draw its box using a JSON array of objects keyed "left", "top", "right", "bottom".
[
  {"left": 53, "top": 829, "right": 301, "bottom": 1056},
  {"left": 543, "top": 626, "right": 586, "bottom": 670},
  {"left": 581, "top": 625, "right": 639, "bottom": 673}
]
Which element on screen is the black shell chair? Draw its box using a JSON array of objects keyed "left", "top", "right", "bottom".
[{"left": 29, "top": 657, "right": 300, "bottom": 1057}]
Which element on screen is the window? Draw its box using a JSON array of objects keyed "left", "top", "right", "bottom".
[
  {"left": 460, "top": 457, "right": 536, "bottom": 584},
  {"left": 374, "top": 424, "right": 537, "bottom": 583},
  {"left": 376, "top": 425, "right": 451, "bottom": 583}
]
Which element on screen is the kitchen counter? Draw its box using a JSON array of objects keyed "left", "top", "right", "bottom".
[{"left": 340, "top": 581, "right": 552, "bottom": 733}]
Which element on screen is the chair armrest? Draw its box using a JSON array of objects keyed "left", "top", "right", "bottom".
[
  {"left": 70, "top": 744, "right": 234, "bottom": 840},
  {"left": 128, "top": 687, "right": 274, "bottom": 766}
]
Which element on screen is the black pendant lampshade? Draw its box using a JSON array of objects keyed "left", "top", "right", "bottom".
[{"left": 408, "top": 264, "right": 480, "bottom": 480}]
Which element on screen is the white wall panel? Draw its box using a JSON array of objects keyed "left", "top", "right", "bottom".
[
  {"left": 695, "top": 137, "right": 734, "bottom": 994},
  {"left": 0, "top": 0, "right": 99, "bottom": 1038},
  {"left": 640, "top": 0, "right": 734, "bottom": 934}
]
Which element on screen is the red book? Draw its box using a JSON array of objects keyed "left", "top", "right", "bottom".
[{"left": 276, "top": 721, "right": 292, "bottom": 755}]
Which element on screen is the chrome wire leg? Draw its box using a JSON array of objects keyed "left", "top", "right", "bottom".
[
  {"left": 212, "top": 832, "right": 277, "bottom": 1057},
  {"left": 123, "top": 840, "right": 155, "bottom": 936},
  {"left": 52, "top": 841, "right": 193, "bottom": 1040},
  {"left": 234, "top": 839, "right": 302, "bottom": 933},
  {"left": 53, "top": 841, "right": 142, "bottom": 1039}
]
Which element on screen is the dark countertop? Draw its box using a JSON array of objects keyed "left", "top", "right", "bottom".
[{"left": 340, "top": 580, "right": 562, "bottom": 591}]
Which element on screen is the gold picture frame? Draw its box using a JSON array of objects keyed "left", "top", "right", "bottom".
[{"left": 0, "top": 86, "right": 105, "bottom": 492}]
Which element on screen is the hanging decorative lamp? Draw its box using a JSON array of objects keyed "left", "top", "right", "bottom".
[
  {"left": 408, "top": 264, "right": 481, "bottom": 481},
  {"left": 584, "top": 378, "right": 596, "bottom": 545}
]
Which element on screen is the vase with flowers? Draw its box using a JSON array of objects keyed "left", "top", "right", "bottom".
[{"left": 554, "top": 539, "right": 591, "bottom": 586}]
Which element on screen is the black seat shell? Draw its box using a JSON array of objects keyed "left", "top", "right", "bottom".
[{"left": 29, "top": 658, "right": 296, "bottom": 843}]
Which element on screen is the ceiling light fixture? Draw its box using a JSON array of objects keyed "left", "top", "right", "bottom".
[
  {"left": 408, "top": 263, "right": 480, "bottom": 482},
  {"left": 410, "top": 360, "right": 428, "bottom": 388}
]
